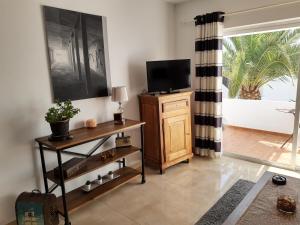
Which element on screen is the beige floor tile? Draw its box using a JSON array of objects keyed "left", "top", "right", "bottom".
[{"left": 67, "top": 200, "right": 138, "bottom": 225}]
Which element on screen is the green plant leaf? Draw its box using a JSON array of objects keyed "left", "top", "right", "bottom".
[
  {"left": 45, "top": 100, "right": 80, "bottom": 123},
  {"left": 223, "top": 29, "right": 300, "bottom": 99}
]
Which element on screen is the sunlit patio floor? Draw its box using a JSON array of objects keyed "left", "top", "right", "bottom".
[{"left": 223, "top": 125, "right": 300, "bottom": 166}]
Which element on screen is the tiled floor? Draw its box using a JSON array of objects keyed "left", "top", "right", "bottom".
[
  {"left": 223, "top": 125, "right": 300, "bottom": 166},
  {"left": 63, "top": 157, "right": 266, "bottom": 225},
  {"left": 8, "top": 156, "right": 300, "bottom": 225}
]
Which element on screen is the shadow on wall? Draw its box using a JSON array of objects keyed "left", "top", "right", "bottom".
[
  {"left": 1, "top": 194, "right": 17, "bottom": 224},
  {"left": 126, "top": 53, "right": 148, "bottom": 120},
  {"left": 94, "top": 97, "right": 114, "bottom": 123},
  {"left": 31, "top": 142, "right": 42, "bottom": 190},
  {"left": 2, "top": 103, "right": 42, "bottom": 185},
  {"left": 117, "top": 53, "right": 150, "bottom": 149},
  {"left": 0, "top": 103, "right": 44, "bottom": 222}
]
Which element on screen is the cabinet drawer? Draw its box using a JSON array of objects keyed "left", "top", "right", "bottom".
[{"left": 162, "top": 100, "right": 188, "bottom": 113}]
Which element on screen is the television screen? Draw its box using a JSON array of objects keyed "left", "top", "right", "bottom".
[{"left": 146, "top": 59, "right": 191, "bottom": 93}]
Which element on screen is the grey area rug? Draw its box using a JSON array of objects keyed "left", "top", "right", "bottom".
[{"left": 195, "top": 179, "right": 255, "bottom": 225}]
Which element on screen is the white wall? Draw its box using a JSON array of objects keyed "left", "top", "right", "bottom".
[
  {"left": 223, "top": 99, "right": 295, "bottom": 134},
  {"left": 0, "top": 0, "right": 175, "bottom": 223},
  {"left": 261, "top": 78, "right": 297, "bottom": 101},
  {"left": 223, "top": 79, "right": 298, "bottom": 102}
]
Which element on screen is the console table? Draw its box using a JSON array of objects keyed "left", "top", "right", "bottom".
[{"left": 35, "top": 119, "right": 146, "bottom": 225}]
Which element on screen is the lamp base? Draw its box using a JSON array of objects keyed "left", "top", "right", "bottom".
[{"left": 113, "top": 112, "right": 125, "bottom": 125}]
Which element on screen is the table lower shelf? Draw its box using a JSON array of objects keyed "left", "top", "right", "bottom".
[
  {"left": 57, "top": 166, "right": 141, "bottom": 214},
  {"left": 47, "top": 146, "right": 140, "bottom": 184}
]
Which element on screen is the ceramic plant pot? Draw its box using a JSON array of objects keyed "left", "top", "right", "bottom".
[{"left": 50, "top": 119, "right": 70, "bottom": 137}]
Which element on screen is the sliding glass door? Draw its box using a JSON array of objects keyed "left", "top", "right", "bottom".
[
  {"left": 222, "top": 27, "right": 300, "bottom": 170},
  {"left": 293, "top": 73, "right": 300, "bottom": 170}
]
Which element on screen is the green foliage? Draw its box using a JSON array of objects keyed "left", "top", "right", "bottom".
[
  {"left": 223, "top": 29, "right": 300, "bottom": 99},
  {"left": 45, "top": 100, "right": 80, "bottom": 123}
]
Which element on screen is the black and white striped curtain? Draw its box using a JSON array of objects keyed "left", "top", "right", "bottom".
[{"left": 194, "top": 12, "right": 224, "bottom": 157}]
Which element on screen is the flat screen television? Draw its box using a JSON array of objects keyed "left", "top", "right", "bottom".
[{"left": 146, "top": 59, "right": 191, "bottom": 93}]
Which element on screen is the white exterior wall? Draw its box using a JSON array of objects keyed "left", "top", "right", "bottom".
[{"left": 223, "top": 99, "right": 295, "bottom": 134}]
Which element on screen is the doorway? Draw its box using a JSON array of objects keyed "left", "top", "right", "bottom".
[{"left": 222, "top": 27, "right": 300, "bottom": 169}]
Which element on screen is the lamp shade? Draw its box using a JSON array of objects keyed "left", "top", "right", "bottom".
[{"left": 111, "top": 86, "right": 128, "bottom": 102}]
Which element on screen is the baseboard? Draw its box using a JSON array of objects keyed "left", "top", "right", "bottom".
[
  {"left": 224, "top": 124, "right": 291, "bottom": 137},
  {"left": 224, "top": 151, "right": 295, "bottom": 171}
]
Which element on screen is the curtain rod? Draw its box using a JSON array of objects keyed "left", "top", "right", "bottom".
[
  {"left": 225, "top": 0, "right": 300, "bottom": 16},
  {"left": 183, "top": 0, "right": 300, "bottom": 24}
]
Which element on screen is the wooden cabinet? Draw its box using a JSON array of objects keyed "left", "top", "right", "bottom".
[
  {"left": 139, "top": 91, "right": 193, "bottom": 173},
  {"left": 163, "top": 114, "right": 191, "bottom": 162}
]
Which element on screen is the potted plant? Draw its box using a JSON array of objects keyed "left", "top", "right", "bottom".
[{"left": 45, "top": 100, "right": 80, "bottom": 138}]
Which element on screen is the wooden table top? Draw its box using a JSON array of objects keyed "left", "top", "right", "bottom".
[{"left": 35, "top": 119, "right": 145, "bottom": 151}]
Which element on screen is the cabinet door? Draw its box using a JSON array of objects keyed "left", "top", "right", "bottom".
[{"left": 163, "top": 114, "right": 191, "bottom": 162}]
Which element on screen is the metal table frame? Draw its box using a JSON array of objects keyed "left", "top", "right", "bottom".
[{"left": 37, "top": 125, "right": 145, "bottom": 225}]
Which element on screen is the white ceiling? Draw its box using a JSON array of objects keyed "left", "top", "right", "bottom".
[{"left": 164, "top": 0, "right": 192, "bottom": 4}]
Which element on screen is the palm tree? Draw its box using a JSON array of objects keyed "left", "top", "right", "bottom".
[{"left": 223, "top": 29, "right": 300, "bottom": 100}]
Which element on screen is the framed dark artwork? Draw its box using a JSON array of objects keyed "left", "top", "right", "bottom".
[{"left": 43, "top": 6, "right": 111, "bottom": 101}]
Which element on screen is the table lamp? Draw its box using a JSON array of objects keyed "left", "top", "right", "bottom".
[{"left": 111, "top": 86, "right": 128, "bottom": 124}]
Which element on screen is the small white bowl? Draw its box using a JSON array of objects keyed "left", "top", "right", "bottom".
[
  {"left": 96, "top": 178, "right": 103, "bottom": 185},
  {"left": 83, "top": 184, "right": 91, "bottom": 192},
  {"left": 108, "top": 173, "right": 114, "bottom": 179}
]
